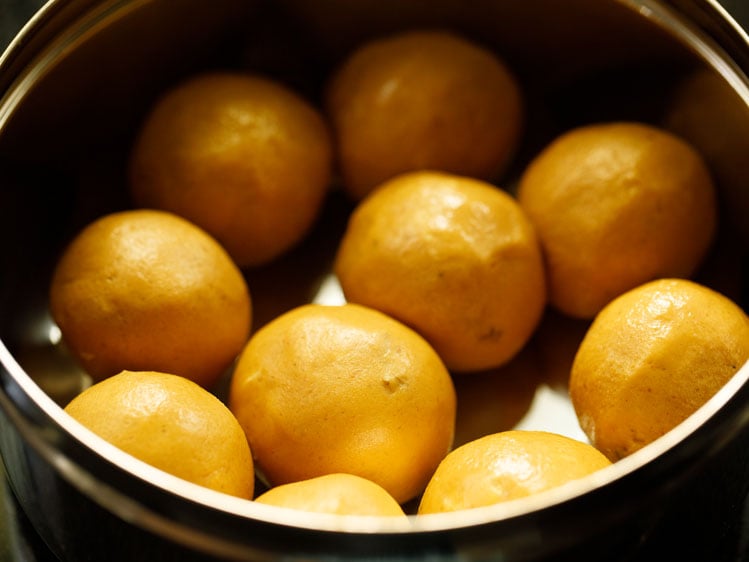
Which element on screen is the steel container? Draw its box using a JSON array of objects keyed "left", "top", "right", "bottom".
[{"left": 1, "top": 0, "right": 749, "bottom": 560}]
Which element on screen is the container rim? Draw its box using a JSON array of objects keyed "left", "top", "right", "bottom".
[
  {"left": 625, "top": 0, "right": 749, "bottom": 103},
  {"left": 3, "top": 334, "right": 749, "bottom": 538}
]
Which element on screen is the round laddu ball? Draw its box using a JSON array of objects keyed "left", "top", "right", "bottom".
[
  {"left": 129, "top": 71, "right": 333, "bottom": 267},
  {"left": 418, "top": 430, "right": 611, "bottom": 514},
  {"left": 49, "top": 209, "right": 252, "bottom": 389},
  {"left": 517, "top": 121, "right": 717, "bottom": 319},
  {"left": 229, "top": 303, "right": 456, "bottom": 504},
  {"left": 334, "top": 170, "right": 546, "bottom": 373},
  {"left": 326, "top": 29, "right": 524, "bottom": 200},
  {"left": 65, "top": 370, "right": 255, "bottom": 499},
  {"left": 570, "top": 278, "right": 749, "bottom": 461},
  {"left": 254, "top": 473, "right": 406, "bottom": 517}
]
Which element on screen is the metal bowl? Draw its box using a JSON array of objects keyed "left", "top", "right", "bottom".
[{"left": 1, "top": 0, "right": 749, "bottom": 559}]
